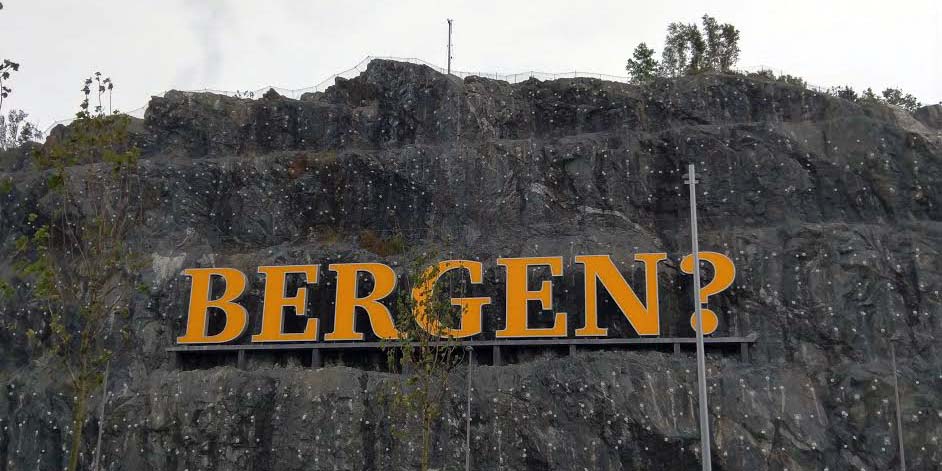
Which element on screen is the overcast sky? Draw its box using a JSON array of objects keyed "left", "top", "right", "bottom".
[{"left": 2, "top": 0, "right": 939, "bottom": 130}]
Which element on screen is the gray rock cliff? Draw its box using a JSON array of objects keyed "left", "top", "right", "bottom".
[{"left": 1, "top": 59, "right": 941, "bottom": 470}]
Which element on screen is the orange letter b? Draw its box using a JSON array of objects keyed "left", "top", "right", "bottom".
[{"left": 177, "top": 268, "right": 249, "bottom": 344}]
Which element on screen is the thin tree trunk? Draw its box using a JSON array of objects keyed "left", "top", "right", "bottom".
[
  {"left": 68, "top": 383, "right": 87, "bottom": 471},
  {"left": 422, "top": 410, "right": 432, "bottom": 471},
  {"left": 91, "top": 359, "right": 110, "bottom": 470}
]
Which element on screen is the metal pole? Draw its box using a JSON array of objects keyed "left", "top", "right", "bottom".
[
  {"left": 685, "top": 163, "right": 712, "bottom": 471},
  {"left": 465, "top": 345, "right": 473, "bottom": 471},
  {"left": 890, "top": 338, "right": 906, "bottom": 470},
  {"left": 447, "top": 19, "right": 453, "bottom": 75}
]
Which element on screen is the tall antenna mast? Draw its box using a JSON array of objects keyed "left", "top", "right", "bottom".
[{"left": 446, "top": 19, "right": 453, "bottom": 75}]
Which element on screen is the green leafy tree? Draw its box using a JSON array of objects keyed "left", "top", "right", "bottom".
[
  {"left": 687, "top": 25, "right": 708, "bottom": 73},
  {"left": 843, "top": 86, "right": 922, "bottom": 112},
  {"left": 661, "top": 22, "right": 700, "bottom": 76},
  {"left": 748, "top": 69, "right": 776, "bottom": 81},
  {"left": 717, "top": 22, "right": 741, "bottom": 71},
  {"left": 774, "top": 73, "right": 806, "bottom": 88},
  {"left": 881, "top": 87, "right": 922, "bottom": 112},
  {"left": 827, "top": 85, "right": 858, "bottom": 102},
  {"left": 0, "top": 59, "right": 17, "bottom": 112},
  {"left": 746, "top": 70, "right": 807, "bottom": 89},
  {"left": 660, "top": 15, "right": 740, "bottom": 76},
  {"left": 0, "top": 3, "right": 17, "bottom": 113},
  {"left": 625, "top": 42, "right": 658, "bottom": 84},
  {"left": 700, "top": 14, "right": 741, "bottom": 71},
  {"left": 383, "top": 258, "right": 467, "bottom": 471},
  {"left": 859, "top": 87, "right": 879, "bottom": 102},
  {"left": 16, "top": 73, "right": 141, "bottom": 471},
  {"left": 0, "top": 109, "right": 43, "bottom": 149},
  {"left": 701, "top": 14, "right": 722, "bottom": 69}
]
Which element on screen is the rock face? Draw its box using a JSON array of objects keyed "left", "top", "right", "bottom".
[
  {"left": 2, "top": 59, "right": 942, "bottom": 470},
  {"left": 915, "top": 103, "right": 941, "bottom": 126}
]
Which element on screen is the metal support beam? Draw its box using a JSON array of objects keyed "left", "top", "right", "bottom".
[
  {"left": 168, "top": 334, "right": 757, "bottom": 353},
  {"left": 465, "top": 346, "right": 473, "bottom": 471},
  {"left": 237, "top": 350, "right": 246, "bottom": 370},
  {"left": 166, "top": 335, "right": 759, "bottom": 370},
  {"left": 446, "top": 19, "right": 453, "bottom": 75},
  {"left": 686, "top": 163, "right": 712, "bottom": 471},
  {"left": 740, "top": 343, "right": 749, "bottom": 363},
  {"left": 890, "top": 337, "right": 906, "bottom": 471}
]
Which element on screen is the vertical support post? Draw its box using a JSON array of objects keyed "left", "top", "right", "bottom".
[
  {"left": 674, "top": 343, "right": 681, "bottom": 355},
  {"left": 169, "top": 351, "right": 179, "bottom": 369},
  {"left": 237, "top": 349, "right": 246, "bottom": 370},
  {"left": 493, "top": 345, "right": 502, "bottom": 366},
  {"left": 311, "top": 348, "right": 322, "bottom": 368},
  {"left": 569, "top": 344, "right": 577, "bottom": 356},
  {"left": 890, "top": 337, "right": 906, "bottom": 471},
  {"left": 446, "top": 19, "right": 453, "bottom": 75},
  {"left": 465, "top": 346, "right": 473, "bottom": 471},
  {"left": 740, "top": 343, "right": 749, "bottom": 362},
  {"left": 685, "top": 163, "right": 712, "bottom": 471}
]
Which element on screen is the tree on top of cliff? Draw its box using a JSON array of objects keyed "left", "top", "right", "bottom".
[
  {"left": 881, "top": 87, "right": 922, "bottom": 112},
  {"left": 0, "top": 5, "right": 41, "bottom": 152},
  {"left": 659, "top": 14, "right": 741, "bottom": 77},
  {"left": 0, "top": 109, "right": 43, "bottom": 150},
  {"left": 16, "top": 73, "right": 141, "bottom": 471},
  {"left": 0, "top": 59, "right": 17, "bottom": 113},
  {"left": 0, "top": 3, "right": 19, "bottom": 114},
  {"left": 625, "top": 42, "right": 658, "bottom": 84},
  {"left": 829, "top": 85, "right": 923, "bottom": 113}
]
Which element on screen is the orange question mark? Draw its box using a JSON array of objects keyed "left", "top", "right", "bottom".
[{"left": 680, "top": 252, "right": 736, "bottom": 335}]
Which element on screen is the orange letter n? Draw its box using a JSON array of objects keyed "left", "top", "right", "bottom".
[{"left": 575, "top": 253, "right": 666, "bottom": 337}]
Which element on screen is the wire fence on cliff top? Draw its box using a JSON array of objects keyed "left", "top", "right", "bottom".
[{"left": 42, "top": 56, "right": 828, "bottom": 135}]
